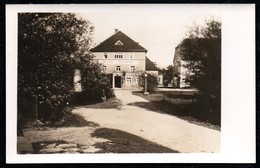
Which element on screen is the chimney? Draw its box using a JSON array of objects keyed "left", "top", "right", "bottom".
[{"left": 115, "top": 29, "right": 118, "bottom": 34}]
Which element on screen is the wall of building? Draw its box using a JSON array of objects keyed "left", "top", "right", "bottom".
[
  {"left": 179, "top": 60, "right": 190, "bottom": 88},
  {"left": 146, "top": 70, "right": 158, "bottom": 75},
  {"left": 93, "top": 52, "right": 146, "bottom": 74},
  {"left": 173, "top": 47, "right": 191, "bottom": 88},
  {"left": 92, "top": 51, "right": 146, "bottom": 89},
  {"left": 93, "top": 52, "right": 145, "bottom": 60},
  {"left": 121, "top": 72, "right": 142, "bottom": 90}
]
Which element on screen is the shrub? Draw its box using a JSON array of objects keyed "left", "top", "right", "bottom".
[
  {"left": 139, "top": 73, "right": 159, "bottom": 93},
  {"left": 78, "top": 63, "right": 114, "bottom": 104},
  {"left": 72, "top": 87, "right": 114, "bottom": 105},
  {"left": 71, "top": 69, "right": 114, "bottom": 105}
]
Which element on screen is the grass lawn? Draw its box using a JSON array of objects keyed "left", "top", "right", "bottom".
[
  {"left": 132, "top": 91, "right": 220, "bottom": 131},
  {"left": 92, "top": 128, "right": 179, "bottom": 153}
]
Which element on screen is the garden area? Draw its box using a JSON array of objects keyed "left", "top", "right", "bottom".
[{"left": 132, "top": 90, "right": 220, "bottom": 131}]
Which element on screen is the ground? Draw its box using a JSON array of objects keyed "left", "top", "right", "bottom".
[{"left": 17, "top": 89, "right": 220, "bottom": 153}]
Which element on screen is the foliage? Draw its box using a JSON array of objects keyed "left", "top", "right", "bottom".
[
  {"left": 140, "top": 73, "right": 159, "bottom": 93},
  {"left": 181, "top": 18, "right": 221, "bottom": 115},
  {"left": 161, "top": 65, "right": 174, "bottom": 87},
  {"left": 18, "top": 13, "right": 94, "bottom": 121},
  {"left": 78, "top": 63, "right": 114, "bottom": 103}
]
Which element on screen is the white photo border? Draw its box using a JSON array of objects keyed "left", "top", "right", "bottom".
[{"left": 6, "top": 4, "right": 255, "bottom": 163}]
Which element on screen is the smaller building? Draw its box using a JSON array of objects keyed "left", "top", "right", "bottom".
[{"left": 146, "top": 57, "right": 163, "bottom": 87}]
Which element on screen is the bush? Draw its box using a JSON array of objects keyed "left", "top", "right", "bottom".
[
  {"left": 72, "top": 87, "right": 114, "bottom": 105},
  {"left": 78, "top": 63, "right": 114, "bottom": 104},
  {"left": 140, "top": 73, "right": 159, "bottom": 93}
]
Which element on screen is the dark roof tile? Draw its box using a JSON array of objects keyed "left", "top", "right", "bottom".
[
  {"left": 90, "top": 31, "right": 147, "bottom": 52},
  {"left": 146, "top": 57, "right": 159, "bottom": 71}
]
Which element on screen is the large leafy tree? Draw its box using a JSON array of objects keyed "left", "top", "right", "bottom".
[
  {"left": 18, "top": 13, "right": 94, "bottom": 120},
  {"left": 181, "top": 18, "right": 221, "bottom": 114}
]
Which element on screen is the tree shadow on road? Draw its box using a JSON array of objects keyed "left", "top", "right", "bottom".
[
  {"left": 127, "top": 100, "right": 181, "bottom": 115},
  {"left": 92, "top": 127, "right": 179, "bottom": 153},
  {"left": 75, "top": 97, "right": 122, "bottom": 110},
  {"left": 128, "top": 98, "right": 220, "bottom": 130},
  {"left": 127, "top": 101, "right": 161, "bottom": 112}
]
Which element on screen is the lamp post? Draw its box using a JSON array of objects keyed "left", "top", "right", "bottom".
[
  {"left": 144, "top": 73, "right": 149, "bottom": 95},
  {"left": 122, "top": 71, "right": 126, "bottom": 90}
]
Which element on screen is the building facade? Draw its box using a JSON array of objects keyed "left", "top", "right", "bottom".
[
  {"left": 90, "top": 29, "right": 160, "bottom": 89},
  {"left": 173, "top": 39, "right": 193, "bottom": 88}
]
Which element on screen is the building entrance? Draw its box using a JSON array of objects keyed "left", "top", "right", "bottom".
[{"left": 114, "top": 76, "right": 122, "bottom": 88}]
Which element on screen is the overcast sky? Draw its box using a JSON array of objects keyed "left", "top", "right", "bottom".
[{"left": 79, "top": 5, "right": 221, "bottom": 68}]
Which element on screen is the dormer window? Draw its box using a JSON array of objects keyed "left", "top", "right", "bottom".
[{"left": 115, "top": 40, "right": 124, "bottom": 45}]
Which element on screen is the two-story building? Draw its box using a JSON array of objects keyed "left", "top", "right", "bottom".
[{"left": 90, "top": 29, "right": 161, "bottom": 89}]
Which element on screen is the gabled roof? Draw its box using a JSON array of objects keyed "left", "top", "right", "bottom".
[
  {"left": 90, "top": 30, "right": 147, "bottom": 52},
  {"left": 146, "top": 57, "right": 159, "bottom": 71}
]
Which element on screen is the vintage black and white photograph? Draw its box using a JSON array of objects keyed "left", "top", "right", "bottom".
[{"left": 6, "top": 4, "right": 255, "bottom": 163}]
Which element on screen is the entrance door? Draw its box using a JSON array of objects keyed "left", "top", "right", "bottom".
[{"left": 114, "top": 76, "right": 121, "bottom": 88}]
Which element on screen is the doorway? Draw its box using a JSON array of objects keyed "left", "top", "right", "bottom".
[{"left": 114, "top": 76, "right": 121, "bottom": 88}]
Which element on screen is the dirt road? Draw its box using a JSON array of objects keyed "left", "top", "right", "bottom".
[{"left": 73, "top": 90, "right": 220, "bottom": 153}]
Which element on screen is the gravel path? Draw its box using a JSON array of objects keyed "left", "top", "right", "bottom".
[{"left": 73, "top": 90, "right": 220, "bottom": 153}]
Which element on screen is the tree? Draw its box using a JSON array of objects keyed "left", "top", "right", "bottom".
[
  {"left": 18, "top": 13, "right": 94, "bottom": 121},
  {"left": 181, "top": 18, "right": 221, "bottom": 115},
  {"left": 161, "top": 65, "right": 174, "bottom": 87}
]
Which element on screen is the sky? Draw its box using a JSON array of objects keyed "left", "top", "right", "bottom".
[{"left": 78, "top": 5, "right": 221, "bottom": 68}]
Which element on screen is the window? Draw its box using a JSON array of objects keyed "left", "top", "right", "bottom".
[
  {"left": 115, "top": 40, "right": 124, "bottom": 45},
  {"left": 136, "top": 78, "right": 139, "bottom": 83},
  {"left": 130, "top": 66, "right": 136, "bottom": 72},
  {"left": 115, "top": 66, "right": 121, "bottom": 72},
  {"left": 103, "top": 53, "right": 107, "bottom": 59},
  {"left": 126, "top": 78, "right": 131, "bottom": 84},
  {"left": 101, "top": 66, "right": 106, "bottom": 72},
  {"left": 115, "top": 54, "right": 123, "bottom": 59},
  {"left": 129, "top": 53, "right": 134, "bottom": 59}
]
